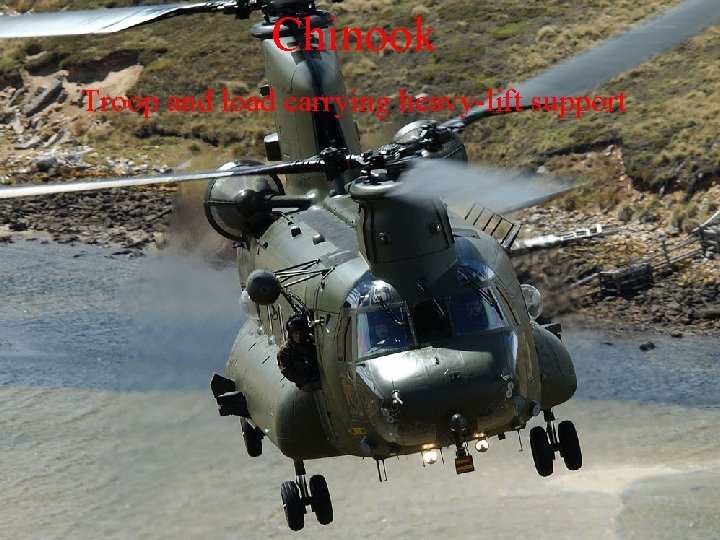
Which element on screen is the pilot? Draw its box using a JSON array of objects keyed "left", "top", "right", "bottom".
[
  {"left": 466, "top": 298, "right": 484, "bottom": 318},
  {"left": 372, "top": 320, "right": 406, "bottom": 349},
  {"left": 276, "top": 315, "right": 321, "bottom": 392},
  {"left": 464, "top": 296, "right": 488, "bottom": 331},
  {"left": 374, "top": 322, "right": 390, "bottom": 342}
]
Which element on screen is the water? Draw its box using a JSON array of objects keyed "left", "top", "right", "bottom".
[
  {"left": 1, "top": 241, "right": 719, "bottom": 539},
  {"left": 0, "top": 241, "right": 238, "bottom": 390}
]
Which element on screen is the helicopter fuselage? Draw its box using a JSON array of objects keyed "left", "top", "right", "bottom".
[{"left": 226, "top": 193, "right": 576, "bottom": 461}]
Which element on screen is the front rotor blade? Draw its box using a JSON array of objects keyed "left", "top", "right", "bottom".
[
  {"left": 0, "top": 158, "right": 326, "bottom": 199},
  {"left": 0, "top": 1, "right": 234, "bottom": 38},
  {"left": 445, "top": 0, "right": 720, "bottom": 129},
  {"left": 389, "top": 159, "right": 580, "bottom": 215}
]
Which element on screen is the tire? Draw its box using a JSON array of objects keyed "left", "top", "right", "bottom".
[
  {"left": 558, "top": 420, "right": 582, "bottom": 470},
  {"left": 281, "top": 481, "right": 305, "bottom": 531},
  {"left": 529, "top": 426, "right": 554, "bottom": 477},
  {"left": 240, "top": 418, "right": 262, "bottom": 457},
  {"left": 309, "top": 474, "right": 333, "bottom": 525}
]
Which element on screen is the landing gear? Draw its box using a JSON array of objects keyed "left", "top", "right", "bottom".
[
  {"left": 529, "top": 426, "right": 554, "bottom": 477},
  {"left": 309, "top": 474, "right": 333, "bottom": 525},
  {"left": 240, "top": 417, "right": 263, "bottom": 457},
  {"left": 558, "top": 420, "right": 582, "bottom": 470},
  {"left": 529, "top": 410, "right": 582, "bottom": 477},
  {"left": 281, "top": 481, "right": 304, "bottom": 531},
  {"left": 280, "top": 460, "right": 334, "bottom": 531}
]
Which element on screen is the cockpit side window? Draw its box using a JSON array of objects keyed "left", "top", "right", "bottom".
[
  {"left": 356, "top": 306, "right": 412, "bottom": 358},
  {"left": 412, "top": 299, "right": 452, "bottom": 343}
]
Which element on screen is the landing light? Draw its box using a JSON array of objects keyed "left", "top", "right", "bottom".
[
  {"left": 422, "top": 449, "right": 439, "bottom": 465},
  {"left": 475, "top": 439, "right": 489, "bottom": 452}
]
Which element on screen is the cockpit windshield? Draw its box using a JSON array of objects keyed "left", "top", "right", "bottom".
[
  {"left": 448, "top": 289, "right": 507, "bottom": 335},
  {"left": 356, "top": 307, "right": 412, "bottom": 358},
  {"left": 345, "top": 271, "right": 509, "bottom": 358}
]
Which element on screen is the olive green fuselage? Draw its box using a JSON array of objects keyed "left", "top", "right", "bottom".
[{"left": 226, "top": 197, "right": 577, "bottom": 461}]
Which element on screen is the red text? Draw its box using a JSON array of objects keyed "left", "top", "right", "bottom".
[
  {"left": 82, "top": 89, "right": 159, "bottom": 118},
  {"left": 272, "top": 16, "right": 434, "bottom": 52}
]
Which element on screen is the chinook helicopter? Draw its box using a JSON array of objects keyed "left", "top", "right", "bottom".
[{"left": 1, "top": 0, "right": 719, "bottom": 532}]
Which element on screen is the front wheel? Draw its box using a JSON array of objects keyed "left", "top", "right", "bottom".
[
  {"left": 530, "top": 426, "right": 554, "bottom": 477},
  {"left": 281, "top": 481, "right": 305, "bottom": 531},
  {"left": 309, "top": 474, "right": 333, "bottom": 525}
]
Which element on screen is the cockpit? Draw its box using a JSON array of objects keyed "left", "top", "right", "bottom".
[{"left": 342, "top": 261, "right": 514, "bottom": 360}]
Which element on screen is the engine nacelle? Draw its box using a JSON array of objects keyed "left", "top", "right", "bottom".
[{"left": 204, "top": 161, "right": 281, "bottom": 241}]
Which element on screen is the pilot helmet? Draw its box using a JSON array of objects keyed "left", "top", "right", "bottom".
[{"left": 286, "top": 315, "right": 309, "bottom": 333}]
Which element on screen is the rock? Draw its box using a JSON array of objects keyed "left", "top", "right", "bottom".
[
  {"left": 22, "top": 78, "right": 64, "bottom": 117},
  {"left": 670, "top": 332, "right": 684, "bottom": 338},
  {"left": 639, "top": 341, "right": 655, "bottom": 351},
  {"left": 696, "top": 308, "right": 720, "bottom": 320},
  {"left": 57, "top": 234, "right": 79, "bottom": 244},
  {"left": 33, "top": 155, "right": 60, "bottom": 172}
]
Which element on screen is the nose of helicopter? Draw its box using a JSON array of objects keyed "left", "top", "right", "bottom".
[{"left": 356, "top": 333, "right": 518, "bottom": 448}]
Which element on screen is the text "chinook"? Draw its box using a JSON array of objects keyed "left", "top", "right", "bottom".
[{"left": 273, "top": 15, "right": 434, "bottom": 52}]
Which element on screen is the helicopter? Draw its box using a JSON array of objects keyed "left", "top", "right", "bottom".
[{"left": 1, "top": 0, "right": 719, "bottom": 532}]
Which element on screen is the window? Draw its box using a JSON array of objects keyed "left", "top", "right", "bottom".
[
  {"left": 356, "top": 307, "right": 412, "bottom": 358},
  {"left": 412, "top": 299, "right": 452, "bottom": 343},
  {"left": 337, "top": 316, "right": 350, "bottom": 361},
  {"left": 448, "top": 289, "right": 507, "bottom": 336}
]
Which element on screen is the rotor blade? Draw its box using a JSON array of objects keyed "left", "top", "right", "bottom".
[
  {"left": 389, "top": 159, "right": 581, "bottom": 215},
  {"left": 444, "top": 0, "right": 720, "bottom": 129},
  {"left": 0, "top": 1, "right": 236, "bottom": 38},
  {"left": 0, "top": 158, "right": 326, "bottom": 199}
]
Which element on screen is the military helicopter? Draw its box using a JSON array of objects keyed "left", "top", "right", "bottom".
[{"left": 1, "top": 0, "right": 719, "bottom": 532}]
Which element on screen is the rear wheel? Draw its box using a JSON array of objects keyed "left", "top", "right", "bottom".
[
  {"left": 240, "top": 418, "right": 262, "bottom": 457},
  {"left": 530, "top": 426, "right": 554, "bottom": 477},
  {"left": 309, "top": 474, "right": 333, "bottom": 525},
  {"left": 281, "top": 481, "right": 304, "bottom": 531},
  {"left": 558, "top": 420, "right": 582, "bottom": 470}
]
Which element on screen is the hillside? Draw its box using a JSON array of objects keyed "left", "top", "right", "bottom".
[{"left": 0, "top": 0, "right": 718, "bottom": 333}]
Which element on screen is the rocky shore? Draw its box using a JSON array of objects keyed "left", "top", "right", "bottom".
[
  {"left": 1, "top": 182, "right": 173, "bottom": 255},
  {"left": 2, "top": 161, "right": 717, "bottom": 337},
  {"left": 513, "top": 204, "right": 719, "bottom": 337}
]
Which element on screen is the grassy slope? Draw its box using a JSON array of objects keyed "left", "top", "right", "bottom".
[{"left": 2, "top": 0, "right": 718, "bottom": 191}]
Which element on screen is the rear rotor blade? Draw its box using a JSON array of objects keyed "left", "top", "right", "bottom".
[
  {"left": 0, "top": 1, "right": 236, "bottom": 38},
  {"left": 445, "top": 0, "right": 720, "bottom": 130},
  {"left": 0, "top": 157, "right": 326, "bottom": 199},
  {"left": 389, "top": 159, "right": 581, "bottom": 215}
]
